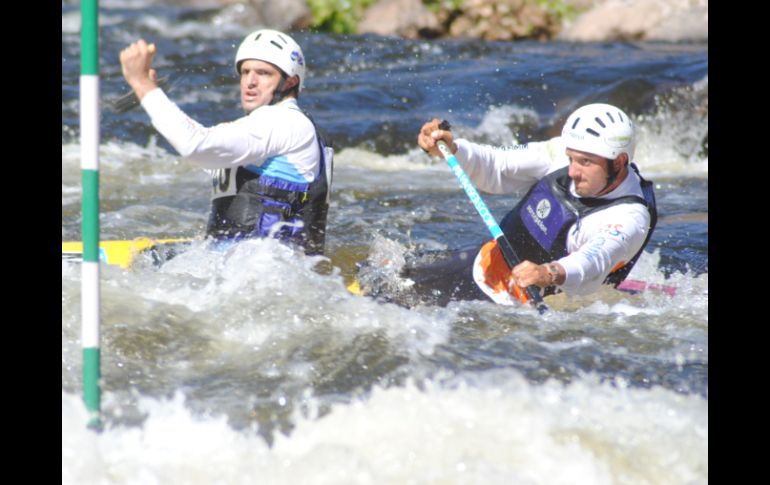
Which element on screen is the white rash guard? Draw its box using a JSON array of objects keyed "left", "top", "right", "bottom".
[
  {"left": 139, "top": 88, "right": 321, "bottom": 185},
  {"left": 454, "top": 136, "right": 652, "bottom": 297}
]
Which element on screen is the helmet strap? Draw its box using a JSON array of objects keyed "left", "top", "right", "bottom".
[
  {"left": 599, "top": 156, "right": 628, "bottom": 194},
  {"left": 269, "top": 74, "right": 289, "bottom": 105},
  {"left": 603, "top": 158, "right": 619, "bottom": 191}
]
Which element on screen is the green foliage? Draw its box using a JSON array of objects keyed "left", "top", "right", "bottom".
[
  {"left": 423, "top": 0, "right": 464, "bottom": 12},
  {"left": 306, "top": 0, "right": 581, "bottom": 35},
  {"left": 307, "top": 0, "right": 378, "bottom": 34},
  {"left": 535, "top": 0, "right": 581, "bottom": 23}
]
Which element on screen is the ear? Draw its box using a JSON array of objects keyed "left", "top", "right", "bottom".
[
  {"left": 284, "top": 75, "right": 300, "bottom": 91},
  {"left": 615, "top": 152, "right": 629, "bottom": 171}
]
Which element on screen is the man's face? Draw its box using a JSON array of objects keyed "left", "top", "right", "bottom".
[
  {"left": 566, "top": 148, "right": 613, "bottom": 197},
  {"left": 239, "top": 59, "right": 284, "bottom": 113}
]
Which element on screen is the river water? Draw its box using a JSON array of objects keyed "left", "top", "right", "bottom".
[{"left": 62, "top": 2, "right": 708, "bottom": 483}]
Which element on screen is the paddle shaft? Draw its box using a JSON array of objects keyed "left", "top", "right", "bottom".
[
  {"left": 112, "top": 44, "right": 174, "bottom": 113},
  {"left": 435, "top": 136, "right": 548, "bottom": 314}
]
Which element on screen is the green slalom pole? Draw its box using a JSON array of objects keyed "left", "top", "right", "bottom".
[{"left": 80, "top": 0, "right": 101, "bottom": 429}]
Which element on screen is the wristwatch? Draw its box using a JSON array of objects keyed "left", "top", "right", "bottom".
[{"left": 545, "top": 263, "right": 560, "bottom": 286}]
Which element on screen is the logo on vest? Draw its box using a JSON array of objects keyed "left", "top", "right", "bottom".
[
  {"left": 526, "top": 199, "right": 550, "bottom": 235},
  {"left": 535, "top": 199, "right": 551, "bottom": 219}
]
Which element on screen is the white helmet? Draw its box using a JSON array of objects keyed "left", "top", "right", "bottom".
[
  {"left": 561, "top": 103, "right": 635, "bottom": 161},
  {"left": 235, "top": 29, "right": 306, "bottom": 91}
]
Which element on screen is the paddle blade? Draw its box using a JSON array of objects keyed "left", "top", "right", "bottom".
[
  {"left": 495, "top": 237, "right": 548, "bottom": 313},
  {"left": 617, "top": 279, "right": 677, "bottom": 297},
  {"left": 473, "top": 239, "right": 548, "bottom": 312}
]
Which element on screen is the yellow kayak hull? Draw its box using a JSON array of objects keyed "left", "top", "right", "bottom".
[
  {"left": 62, "top": 238, "right": 194, "bottom": 269},
  {"left": 62, "top": 240, "right": 673, "bottom": 298}
]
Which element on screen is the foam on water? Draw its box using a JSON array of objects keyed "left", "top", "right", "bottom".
[
  {"left": 64, "top": 0, "right": 254, "bottom": 38},
  {"left": 63, "top": 237, "right": 452, "bottom": 363},
  {"left": 455, "top": 104, "right": 541, "bottom": 147},
  {"left": 331, "top": 147, "right": 457, "bottom": 195},
  {"left": 129, "top": 5, "right": 252, "bottom": 40},
  {"left": 63, "top": 369, "right": 707, "bottom": 485},
  {"left": 62, "top": 138, "right": 195, "bottom": 184},
  {"left": 633, "top": 76, "right": 708, "bottom": 178},
  {"left": 63, "top": 139, "right": 212, "bottom": 239},
  {"left": 63, "top": 20, "right": 706, "bottom": 482},
  {"left": 331, "top": 77, "right": 707, "bottom": 181},
  {"left": 356, "top": 232, "right": 706, "bottom": 317},
  {"left": 61, "top": 9, "right": 126, "bottom": 34}
]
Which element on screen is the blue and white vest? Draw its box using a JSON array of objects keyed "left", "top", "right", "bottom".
[
  {"left": 206, "top": 121, "right": 333, "bottom": 256},
  {"left": 498, "top": 163, "right": 657, "bottom": 293}
]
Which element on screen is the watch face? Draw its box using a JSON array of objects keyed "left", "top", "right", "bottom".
[{"left": 547, "top": 264, "right": 559, "bottom": 284}]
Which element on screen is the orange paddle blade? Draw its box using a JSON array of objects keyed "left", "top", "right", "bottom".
[{"left": 478, "top": 240, "right": 529, "bottom": 304}]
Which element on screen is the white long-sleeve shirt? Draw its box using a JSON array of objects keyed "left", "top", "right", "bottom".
[
  {"left": 140, "top": 89, "right": 320, "bottom": 185},
  {"left": 456, "top": 137, "right": 652, "bottom": 297}
]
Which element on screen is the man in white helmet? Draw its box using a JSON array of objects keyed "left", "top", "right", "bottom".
[
  {"left": 413, "top": 103, "right": 657, "bottom": 305},
  {"left": 119, "top": 30, "right": 333, "bottom": 255}
]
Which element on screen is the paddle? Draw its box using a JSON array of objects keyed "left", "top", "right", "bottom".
[
  {"left": 434, "top": 121, "right": 548, "bottom": 314},
  {"left": 110, "top": 75, "right": 171, "bottom": 113},
  {"left": 616, "top": 279, "right": 677, "bottom": 297}
]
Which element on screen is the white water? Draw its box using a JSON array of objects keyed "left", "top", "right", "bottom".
[
  {"left": 63, "top": 370, "right": 706, "bottom": 485},
  {"left": 62, "top": 92, "right": 709, "bottom": 211},
  {"left": 63, "top": 15, "right": 707, "bottom": 482},
  {"left": 63, "top": 233, "right": 707, "bottom": 483}
]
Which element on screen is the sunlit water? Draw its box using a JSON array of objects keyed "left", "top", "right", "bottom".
[{"left": 62, "top": 1, "right": 707, "bottom": 483}]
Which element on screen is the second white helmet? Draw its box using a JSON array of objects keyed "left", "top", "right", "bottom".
[
  {"left": 235, "top": 29, "right": 306, "bottom": 91},
  {"left": 561, "top": 103, "right": 635, "bottom": 161}
]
